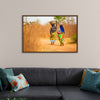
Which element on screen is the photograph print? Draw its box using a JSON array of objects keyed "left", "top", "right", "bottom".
[{"left": 22, "top": 15, "right": 78, "bottom": 53}]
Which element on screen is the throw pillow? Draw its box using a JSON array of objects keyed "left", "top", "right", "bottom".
[
  {"left": 3, "top": 68, "right": 14, "bottom": 90},
  {"left": 80, "top": 68, "right": 100, "bottom": 93},
  {"left": 0, "top": 80, "right": 3, "bottom": 91},
  {"left": 4, "top": 68, "right": 14, "bottom": 76},
  {"left": 0, "top": 68, "right": 9, "bottom": 90},
  {"left": 79, "top": 69, "right": 100, "bottom": 86},
  {"left": 7, "top": 74, "right": 29, "bottom": 92}
]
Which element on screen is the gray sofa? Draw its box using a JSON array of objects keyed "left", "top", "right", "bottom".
[{"left": 0, "top": 68, "right": 100, "bottom": 100}]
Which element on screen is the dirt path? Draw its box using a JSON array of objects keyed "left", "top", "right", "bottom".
[{"left": 39, "top": 38, "right": 77, "bottom": 52}]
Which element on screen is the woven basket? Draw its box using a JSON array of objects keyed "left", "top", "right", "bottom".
[{"left": 49, "top": 21, "right": 56, "bottom": 24}]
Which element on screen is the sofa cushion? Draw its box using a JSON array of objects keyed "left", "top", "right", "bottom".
[
  {"left": 58, "top": 86, "right": 100, "bottom": 100},
  {"left": 0, "top": 86, "right": 62, "bottom": 100},
  {"left": 56, "top": 68, "right": 83, "bottom": 85},
  {"left": 13, "top": 68, "right": 56, "bottom": 86}
]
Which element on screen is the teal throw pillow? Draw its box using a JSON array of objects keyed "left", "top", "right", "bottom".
[
  {"left": 0, "top": 68, "right": 9, "bottom": 90},
  {"left": 3, "top": 68, "right": 14, "bottom": 76},
  {"left": 80, "top": 68, "right": 100, "bottom": 93},
  {"left": 3, "top": 68, "right": 14, "bottom": 90},
  {"left": 0, "top": 79, "right": 3, "bottom": 91}
]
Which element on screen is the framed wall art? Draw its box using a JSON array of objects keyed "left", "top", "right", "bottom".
[{"left": 22, "top": 15, "right": 78, "bottom": 53}]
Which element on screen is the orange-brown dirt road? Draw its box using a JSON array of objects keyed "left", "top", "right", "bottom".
[
  {"left": 39, "top": 39, "right": 77, "bottom": 52},
  {"left": 25, "top": 38, "right": 77, "bottom": 52}
]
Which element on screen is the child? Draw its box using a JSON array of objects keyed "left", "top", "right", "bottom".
[{"left": 57, "top": 25, "right": 65, "bottom": 46}]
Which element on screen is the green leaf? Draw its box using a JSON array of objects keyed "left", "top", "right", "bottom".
[
  {"left": 12, "top": 97, "right": 17, "bottom": 100},
  {"left": 54, "top": 16, "right": 66, "bottom": 22},
  {"left": 6, "top": 97, "right": 10, "bottom": 100}
]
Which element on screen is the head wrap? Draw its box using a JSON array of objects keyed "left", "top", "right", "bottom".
[{"left": 60, "top": 25, "right": 65, "bottom": 33}]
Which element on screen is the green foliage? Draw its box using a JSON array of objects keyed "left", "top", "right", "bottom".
[
  {"left": 71, "top": 34, "right": 77, "bottom": 41},
  {"left": 54, "top": 16, "right": 66, "bottom": 22},
  {"left": 69, "top": 34, "right": 77, "bottom": 44},
  {"left": 71, "top": 34, "right": 77, "bottom": 43},
  {"left": 0, "top": 90, "right": 26, "bottom": 100},
  {"left": 0, "top": 97, "right": 26, "bottom": 100}
]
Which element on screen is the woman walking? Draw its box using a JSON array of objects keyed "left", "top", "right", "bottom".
[
  {"left": 49, "top": 21, "right": 57, "bottom": 45},
  {"left": 57, "top": 25, "right": 65, "bottom": 46}
]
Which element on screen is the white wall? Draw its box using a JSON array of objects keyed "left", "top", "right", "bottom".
[{"left": 0, "top": 0, "right": 100, "bottom": 68}]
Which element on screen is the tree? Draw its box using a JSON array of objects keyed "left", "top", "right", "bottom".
[
  {"left": 36, "top": 19, "right": 40, "bottom": 24},
  {"left": 70, "top": 17, "right": 75, "bottom": 24},
  {"left": 54, "top": 16, "right": 66, "bottom": 24},
  {"left": 66, "top": 17, "right": 75, "bottom": 24},
  {"left": 66, "top": 17, "right": 70, "bottom": 24}
]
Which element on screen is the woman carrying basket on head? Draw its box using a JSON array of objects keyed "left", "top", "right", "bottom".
[{"left": 49, "top": 21, "right": 57, "bottom": 45}]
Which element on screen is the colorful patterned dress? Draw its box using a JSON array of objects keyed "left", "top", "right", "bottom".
[
  {"left": 50, "top": 32, "right": 56, "bottom": 43},
  {"left": 57, "top": 25, "right": 65, "bottom": 46},
  {"left": 58, "top": 32, "right": 64, "bottom": 45}
]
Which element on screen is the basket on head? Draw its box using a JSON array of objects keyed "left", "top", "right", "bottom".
[{"left": 49, "top": 20, "right": 56, "bottom": 25}]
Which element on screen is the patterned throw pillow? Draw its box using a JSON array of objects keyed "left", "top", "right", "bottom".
[{"left": 7, "top": 74, "right": 29, "bottom": 92}]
